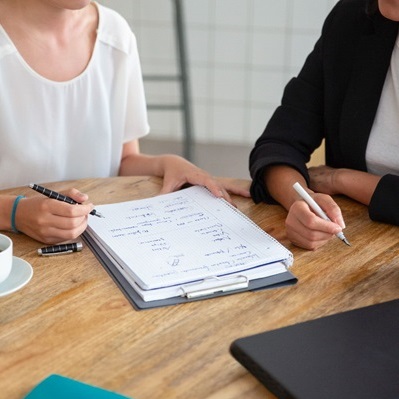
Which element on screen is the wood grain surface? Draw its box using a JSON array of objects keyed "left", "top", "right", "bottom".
[{"left": 1, "top": 176, "right": 398, "bottom": 399}]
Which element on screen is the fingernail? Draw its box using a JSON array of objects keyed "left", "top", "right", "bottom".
[{"left": 336, "top": 216, "right": 346, "bottom": 229}]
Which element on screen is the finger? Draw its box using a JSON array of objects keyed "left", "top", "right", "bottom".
[
  {"left": 218, "top": 188, "right": 235, "bottom": 206},
  {"left": 62, "top": 188, "right": 89, "bottom": 203},
  {"left": 33, "top": 222, "right": 88, "bottom": 244},
  {"left": 33, "top": 208, "right": 89, "bottom": 230},
  {"left": 216, "top": 178, "right": 251, "bottom": 197},
  {"left": 47, "top": 199, "right": 94, "bottom": 218},
  {"left": 288, "top": 201, "right": 342, "bottom": 236},
  {"left": 286, "top": 213, "right": 334, "bottom": 250},
  {"left": 203, "top": 182, "right": 235, "bottom": 205},
  {"left": 221, "top": 183, "right": 250, "bottom": 198},
  {"left": 314, "top": 194, "right": 346, "bottom": 229},
  {"left": 287, "top": 228, "right": 332, "bottom": 250},
  {"left": 23, "top": 214, "right": 89, "bottom": 244},
  {"left": 234, "top": 187, "right": 251, "bottom": 198},
  {"left": 167, "top": 170, "right": 222, "bottom": 197},
  {"left": 159, "top": 178, "right": 184, "bottom": 194}
]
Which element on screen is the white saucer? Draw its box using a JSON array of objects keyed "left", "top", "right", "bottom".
[{"left": 0, "top": 256, "right": 33, "bottom": 297}]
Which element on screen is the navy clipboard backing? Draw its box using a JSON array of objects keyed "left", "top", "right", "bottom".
[
  {"left": 230, "top": 299, "right": 399, "bottom": 399},
  {"left": 82, "top": 232, "right": 297, "bottom": 310}
]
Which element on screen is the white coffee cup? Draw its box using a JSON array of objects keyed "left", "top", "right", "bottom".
[{"left": 0, "top": 234, "right": 13, "bottom": 283}]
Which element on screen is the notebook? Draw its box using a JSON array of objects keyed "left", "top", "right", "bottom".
[
  {"left": 84, "top": 185, "right": 296, "bottom": 309},
  {"left": 24, "top": 374, "right": 131, "bottom": 399},
  {"left": 230, "top": 299, "right": 399, "bottom": 399}
]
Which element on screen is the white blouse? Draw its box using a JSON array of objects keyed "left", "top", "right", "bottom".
[
  {"left": 366, "top": 33, "right": 399, "bottom": 176},
  {"left": 0, "top": 2, "right": 149, "bottom": 189}
]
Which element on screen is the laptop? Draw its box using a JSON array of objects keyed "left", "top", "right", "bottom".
[{"left": 230, "top": 299, "right": 399, "bottom": 399}]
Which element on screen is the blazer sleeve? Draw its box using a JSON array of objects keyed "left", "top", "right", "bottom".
[
  {"left": 249, "top": 1, "right": 343, "bottom": 204},
  {"left": 369, "top": 174, "right": 399, "bottom": 225}
]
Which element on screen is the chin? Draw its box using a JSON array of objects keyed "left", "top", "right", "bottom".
[
  {"left": 51, "top": 0, "right": 92, "bottom": 11},
  {"left": 378, "top": 0, "right": 399, "bottom": 21}
]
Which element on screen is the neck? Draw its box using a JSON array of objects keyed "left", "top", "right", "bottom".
[
  {"left": 0, "top": 0, "right": 98, "bottom": 81},
  {"left": 0, "top": 1, "right": 94, "bottom": 35}
]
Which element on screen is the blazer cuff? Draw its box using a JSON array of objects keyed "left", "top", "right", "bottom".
[
  {"left": 250, "top": 160, "right": 309, "bottom": 204},
  {"left": 369, "top": 174, "right": 399, "bottom": 225}
]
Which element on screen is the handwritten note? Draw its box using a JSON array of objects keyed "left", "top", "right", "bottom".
[{"left": 87, "top": 186, "right": 292, "bottom": 290}]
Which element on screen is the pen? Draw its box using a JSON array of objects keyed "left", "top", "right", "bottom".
[
  {"left": 29, "top": 183, "right": 104, "bottom": 218},
  {"left": 293, "top": 182, "right": 351, "bottom": 246},
  {"left": 37, "top": 242, "right": 83, "bottom": 256}
]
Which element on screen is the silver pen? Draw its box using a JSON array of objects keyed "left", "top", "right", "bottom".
[
  {"left": 38, "top": 242, "right": 83, "bottom": 256},
  {"left": 293, "top": 182, "right": 351, "bottom": 246}
]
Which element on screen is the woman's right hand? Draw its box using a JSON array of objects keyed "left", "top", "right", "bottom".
[
  {"left": 285, "top": 192, "right": 345, "bottom": 250},
  {"left": 262, "top": 164, "right": 348, "bottom": 250},
  {"left": 15, "top": 188, "right": 94, "bottom": 244}
]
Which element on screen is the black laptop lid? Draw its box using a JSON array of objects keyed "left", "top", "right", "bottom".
[{"left": 230, "top": 299, "right": 399, "bottom": 399}]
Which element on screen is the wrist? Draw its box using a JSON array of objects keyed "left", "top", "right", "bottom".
[
  {"left": 331, "top": 168, "right": 343, "bottom": 194},
  {"left": 264, "top": 166, "right": 308, "bottom": 210},
  {"left": 11, "top": 195, "right": 26, "bottom": 233},
  {"left": 154, "top": 154, "right": 173, "bottom": 177},
  {"left": 0, "top": 196, "right": 22, "bottom": 231},
  {"left": 157, "top": 154, "right": 187, "bottom": 177},
  {"left": 332, "top": 168, "right": 353, "bottom": 196},
  {"left": 332, "top": 168, "right": 380, "bottom": 205}
]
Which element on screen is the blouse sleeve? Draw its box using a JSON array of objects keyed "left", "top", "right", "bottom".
[{"left": 123, "top": 32, "right": 150, "bottom": 142}]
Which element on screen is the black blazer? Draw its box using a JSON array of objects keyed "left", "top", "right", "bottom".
[{"left": 249, "top": 0, "right": 399, "bottom": 225}]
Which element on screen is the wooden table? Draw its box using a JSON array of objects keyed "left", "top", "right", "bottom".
[{"left": 1, "top": 176, "right": 399, "bottom": 399}]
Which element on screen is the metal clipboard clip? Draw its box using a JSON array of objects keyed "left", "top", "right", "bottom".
[{"left": 180, "top": 275, "right": 249, "bottom": 299}]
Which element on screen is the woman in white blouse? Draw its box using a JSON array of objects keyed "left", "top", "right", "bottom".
[{"left": 0, "top": 0, "right": 249, "bottom": 243}]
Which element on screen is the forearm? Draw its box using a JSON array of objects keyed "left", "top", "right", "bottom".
[
  {"left": 264, "top": 165, "right": 308, "bottom": 211},
  {"left": 118, "top": 153, "right": 177, "bottom": 177},
  {"left": 333, "top": 169, "right": 381, "bottom": 206}
]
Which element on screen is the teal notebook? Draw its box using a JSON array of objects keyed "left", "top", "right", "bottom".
[{"left": 25, "top": 374, "right": 131, "bottom": 399}]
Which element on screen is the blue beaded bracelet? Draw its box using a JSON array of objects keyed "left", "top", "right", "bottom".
[{"left": 11, "top": 195, "right": 25, "bottom": 233}]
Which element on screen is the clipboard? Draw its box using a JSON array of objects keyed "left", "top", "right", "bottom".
[{"left": 83, "top": 232, "right": 297, "bottom": 310}]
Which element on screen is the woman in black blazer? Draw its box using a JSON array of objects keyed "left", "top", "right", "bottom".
[{"left": 250, "top": 0, "right": 399, "bottom": 249}]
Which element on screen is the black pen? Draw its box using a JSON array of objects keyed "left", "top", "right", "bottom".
[
  {"left": 29, "top": 183, "right": 104, "bottom": 218},
  {"left": 37, "top": 242, "right": 83, "bottom": 256}
]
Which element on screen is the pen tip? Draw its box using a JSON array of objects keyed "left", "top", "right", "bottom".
[
  {"left": 90, "top": 209, "right": 104, "bottom": 218},
  {"left": 343, "top": 238, "right": 351, "bottom": 246}
]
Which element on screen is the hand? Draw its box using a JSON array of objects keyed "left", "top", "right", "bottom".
[
  {"left": 16, "top": 188, "right": 94, "bottom": 244},
  {"left": 215, "top": 177, "right": 251, "bottom": 198},
  {"left": 308, "top": 165, "right": 339, "bottom": 195},
  {"left": 159, "top": 155, "right": 250, "bottom": 205},
  {"left": 286, "top": 191, "right": 345, "bottom": 250},
  {"left": 309, "top": 165, "right": 381, "bottom": 206}
]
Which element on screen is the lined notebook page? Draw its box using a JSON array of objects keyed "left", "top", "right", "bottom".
[{"left": 87, "top": 186, "right": 292, "bottom": 290}]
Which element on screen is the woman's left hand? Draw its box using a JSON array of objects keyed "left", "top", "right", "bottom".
[
  {"left": 159, "top": 155, "right": 250, "bottom": 204},
  {"left": 308, "top": 165, "right": 339, "bottom": 195}
]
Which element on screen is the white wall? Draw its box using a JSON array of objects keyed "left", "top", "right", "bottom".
[{"left": 99, "top": 0, "right": 337, "bottom": 146}]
